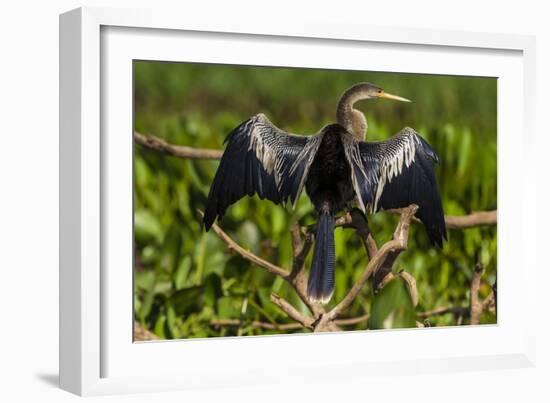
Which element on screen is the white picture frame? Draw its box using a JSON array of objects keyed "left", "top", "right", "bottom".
[{"left": 59, "top": 6, "right": 537, "bottom": 396}]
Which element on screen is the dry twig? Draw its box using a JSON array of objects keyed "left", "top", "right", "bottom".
[
  {"left": 315, "top": 205, "right": 418, "bottom": 329},
  {"left": 417, "top": 262, "right": 496, "bottom": 326},
  {"left": 135, "top": 131, "right": 223, "bottom": 160},
  {"left": 417, "top": 306, "right": 470, "bottom": 319},
  {"left": 270, "top": 293, "right": 314, "bottom": 329},
  {"left": 210, "top": 314, "right": 369, "bottom": 331},
  {"left": 469, "top": 263, "right": 485, "bottom": 325},
  {"left": 387, "top": 208, "right": 496, "bottom": 230},
  {"left": 134, "top": 321, "right": 160, "bottom": 341}
]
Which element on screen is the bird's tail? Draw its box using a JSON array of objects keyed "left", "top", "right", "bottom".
[{"left": 307, "top": 209, "right": 336, "bottom": 304}]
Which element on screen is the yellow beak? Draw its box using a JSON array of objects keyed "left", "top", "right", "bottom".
[{"left": 378, "top": 91, "right": 411, "bottom": 102}]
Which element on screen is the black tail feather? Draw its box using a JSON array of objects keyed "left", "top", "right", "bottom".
[{"left": 307, "top": 211, "right": 336, "bottom": 304}]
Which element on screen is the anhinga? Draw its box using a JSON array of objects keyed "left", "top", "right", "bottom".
[{"left": 203, "top": 83, "right": 446, "bottom": 303}]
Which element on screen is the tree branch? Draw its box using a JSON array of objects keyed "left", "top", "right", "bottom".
[
  {"left": 210, "top": 314, "right": 369, "bottom": 331},
  {"left": 287, "top": 226, "right": 322, "bottom": 318},
  {"left": 345, "top": 209, "right": 379, "bottom": 259},
  {"left": 199, "top": 210, "right": 327, "bottom": 328},
  {"left": 134, "top": 320, "right": 160, "bottom": 341},
  {"left": 203, "top": 213, "right": 290, "bottom": 279},
  {"left": 445, "top": 211, "right": 497, "bottom": 229},
  {"left": 469, "top": 263, "right": 484, "bottom": 325},
  {"left": 387, "top": 208, "right": 497, "bottom": 229},
  {"left": 322, "top": 205, "right": 418, "bottom": 324},
  {"left": 417, "top": 306, "right": 469, "bottom": 319},
  {"left": 418, "top": 262, "right": 495, "bottom": 326},
  {"left": 210, "top": 318, "right": 304, "bottom": 331},
  {"left": 270, "top": 293, "right": 314, "bottom": 329},
  {"left": 135, "top": 131, "right": 223, "bottom": 160},
  {"left": 398, "top": 271, "right": 419, "bottom": 307}
]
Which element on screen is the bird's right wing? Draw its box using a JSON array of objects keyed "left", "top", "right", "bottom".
[
  {"left": 203, "top": 113, "right": 323, "bottom": 230},
  {"left": 345, "top": 127, "right": 446, "bottom": 247}
]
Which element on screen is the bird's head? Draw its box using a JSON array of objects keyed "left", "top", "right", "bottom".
[
  {"left": 349, "top": 82, "right": 411, "bottom": 102},
  {"left": 337, "top": 82, "right": 411, "bottom": 140}
]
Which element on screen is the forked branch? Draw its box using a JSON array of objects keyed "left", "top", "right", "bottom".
[
  {"left": 202, "top": 205, "right": 419, "bottom": 332},
  {"left": 320, "top": 205, "right": 418, "bottom": 326}
]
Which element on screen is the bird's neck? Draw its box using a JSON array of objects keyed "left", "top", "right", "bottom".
[{"left": 336, "top": 92, "right": 368, "bottom": 141}]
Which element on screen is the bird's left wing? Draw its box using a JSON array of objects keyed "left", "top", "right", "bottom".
[
  {"left": 345, "top": 127, "right": 447, "bottom": 247},
  {"left": 203, "top": 113, "right": 323, "bottom": 230}
]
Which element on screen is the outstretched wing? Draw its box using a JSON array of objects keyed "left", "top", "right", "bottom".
[
  {"left": 347, "top": 127, "right": 447, "bottom": 247},
  {"left": 203, "top": 113, "right": 322, "bottom": 230}
]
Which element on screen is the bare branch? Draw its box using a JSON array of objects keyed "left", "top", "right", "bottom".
[
  {"left": 445, "top": 211, "right": 497, "bottom": 229},
  {"left": 289, "top": 224, "right": 313, "bottom": 280},
  {"left": 399, "top": 270, "right": 419, "bottom": 307},
  {"left": 210, "top": 314, "right": 369, "bottom": 331},
  {"left": 470, "top": 263, "right": 484, "bottom": 325},
  {"left": 134, "top": 321, "right": 160, "bottom": 341},
  {"left": 333, "top": 314, "right": 370, "bottom": 326},
  {"left": 364, "top": 234, "right": 379, "bottom": 260},
  {"left": 375, "top": 272, "right": 396, "bottom": 291},
  {"left": 417, "top": 306, "right": 469, "bottom": 319},
  {"left": 210, "top": 318, "right": 304, "bottom": 331},
  {"left": 325, "top": 205, "right": 418, "bottom": 323},
  {"left": 286, "top": 224, "right": 324, "bottom": 318},
  {"left": 205, "top": 216, "right": 289, "bottom": 279},
  {"left": 290, "top": 224, "right": 302, "bottom": 257},
  {"left": 202, "top": 209, "right": 324, "bottom": 325},
  {"left": 387, "top": 208, "right": 496, "bottom": 229},
  {"left": 135, "top": 131, "right": 223, "bottom": 160},
  {"left": 347, "top": 209, "right": 379, "bottom": 259},
  {"left": 207, "top": 218, "right": 326, "bottom": 330},
  {"left": 270, "top": 293, "right": 314, "bottom": 329},
  {"left": 418, "top": 263, "right": 494, "bottom": 325},
  {"left": 491, "top": 280, "right": 497, "bottom": 313},
  {"left": 482, "top": 292, "right": 496, "bottom": 313}
]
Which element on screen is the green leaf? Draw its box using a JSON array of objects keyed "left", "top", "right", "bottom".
[
  {"left": 134, "top": 209, "right": 163, "bottom": 244},
  {"left": 217, "top": 296, "right": 240, "bottom": 318},
  {"left": 457, "top": 128, "right": 472, "bottom": 177},
  {"left": 174, "top": 256, "right": 192, "bottom": 289},
  {"left": 168, "top": 285, "right": 204, "bottom": 315},
  {"left": 203, "top": 273, "right": 223, "bottom": 308},
  {"left": 369, "top": 278, "right": 416, "bottom": 330}
]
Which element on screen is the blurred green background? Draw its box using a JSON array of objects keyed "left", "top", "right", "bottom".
[{"left": 133, "top": 61, "right": 497, "bottom": 339}]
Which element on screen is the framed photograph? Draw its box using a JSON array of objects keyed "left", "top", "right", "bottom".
[{"left": 60, "top": 7, "right": 536, "bottom": 396}]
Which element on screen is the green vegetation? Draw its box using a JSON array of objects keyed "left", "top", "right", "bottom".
[{"left": 133, "top": 61, "right": 497, "bottom": 339}]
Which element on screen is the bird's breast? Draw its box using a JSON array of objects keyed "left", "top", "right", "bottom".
[{"left": 305, "top": 129, "right": 354, "bottom": 213}]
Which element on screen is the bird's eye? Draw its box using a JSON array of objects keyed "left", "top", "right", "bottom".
[{"left": 377, "top": 89, "right": 382, "bottom": 94}]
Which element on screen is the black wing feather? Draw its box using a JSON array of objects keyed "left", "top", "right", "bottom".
[
  {"left": 349, "top": 127, "right": 446, "bottom": 247},
  {"left": 203, "top": 114, "right": 321, "bottom": 230}
]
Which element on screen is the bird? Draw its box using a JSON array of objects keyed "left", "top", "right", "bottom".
[{"left": 203, "top": 82, "right": 446, "bottom": 304}]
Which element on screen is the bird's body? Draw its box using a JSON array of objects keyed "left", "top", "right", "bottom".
[
  {"left": 203, "top": 83, "right": 447, "bottom": 303},
  {"left": 305, "top": 124, "right": 355, "bottom": 215},
  {"left": 303, "top": 124, "right": 356, "bottom": 302}
]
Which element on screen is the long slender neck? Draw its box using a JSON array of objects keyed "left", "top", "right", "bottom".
[{"left": 336, "top": 85, "right": 369, "bottom": 141}]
